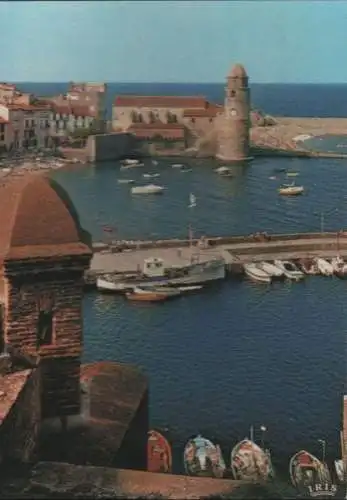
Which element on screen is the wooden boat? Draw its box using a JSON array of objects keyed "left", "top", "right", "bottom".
[
  {"left": 244, "top": 263, "right": 272, "bottom": 283},
  {"left": 147, "top": 430, "right": 172, "bottom": 473},
  {"left": 184, "top": 435, "right": 226, "bottom": 478},
  {"left": 230, "top": 439, "right": 274, "bottom": 481},
  {"left": 274, "top": 260, "right": 305, "bottom": 281},
  {"left": 126, "top": 285, "right": 181, "bottom": 302},
  {"left": 289, "top": 450, "right": 331, "bottom": 489}
]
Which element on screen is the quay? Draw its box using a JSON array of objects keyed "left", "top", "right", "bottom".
[{"left": 86, "top": 231, "right": 347, "bottom": 284}]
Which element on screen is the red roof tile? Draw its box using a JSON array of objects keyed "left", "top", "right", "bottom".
[{"left": 114, "top": 95, "right": 207, "bottom": 108}]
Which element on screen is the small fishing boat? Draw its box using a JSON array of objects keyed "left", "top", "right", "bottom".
[
  {"left": 215, "top": 166, "right": 232, "bottom": 176},
  {"left": 289, "top": 450, "right": 331, "bottom": 489},
  {"left": 244, "top": 263, "right": 272, "bottom": 283},
  {"left": 120, "top": 162, "right": 144, "bottom": 170},
  {"left": 184, "top": 435, "right": 226, "bottom": 478},
  {"left": 314, "top": 257, "right": 334, "bottom": 276},
  {"left": 188, "top": 193, "right": 197, "bottom": 208},
  {"left": 147, "top": 430, "right": 172, "bottom": 473},
  {"left": 122, "top": 159, "right": 140, "bottom": 166},
  {"left": 231, "top": 439, "right": 274, "bottom": 481},
  {"left": 278, "top": 182, "right": 304, "bottom": 196},
  {"left": 143, "top": 173, "right": 160, "bottom": 179},
  {"left": 126, "top": 285, "right": 181, "bottom": 302},
  {"left": 172, "top": 163, "right": 184, "bottom": 169},
  {"left": 131, "top": 184, "right": 165, "bottom": 195},
  {"left": 331, "top": 256, "right": 347, "bottom": 278},
  {"left": 118, "top": 179, "right": 135, "bottom": 184},
  {"left": 286, "top": 172, "right": 299, "bottom": 177},
  {"left": 273, "top": 260, "right": 305, "bottom": 281},
  {"left": 256, "top": 261, "right": 284, "bottom": 279},
  {"left": 180, "top": 168, "right": 192, "bottom": 173},
  {"left": 297, "top": 258, "right": 319, "bottom": 275}
]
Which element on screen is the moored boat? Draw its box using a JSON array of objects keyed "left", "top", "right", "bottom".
[
  {"left": 289, "top": 450, "right": 331, "bottom": 489},
  {"left": 256, "top": 261, "right": 284, "bottom": 279},
  {"left": 96, "top": 256, "right": 226, "bottom": 292},
  {"left": 172, "top": 163, "right": 184, "bottom": 169},
  {"left": 131, "top": 184, "right": 165, "bottom": 195},
  {"left": 273, "top": 260, "right": 305, "bottom": 281},
  {"left": 297, "top": 258, "right": 319, "bottom": 275},
  {"left": 122, "top": 159, "right": 140, "bottom": 165},
  {"left": 278, "top": 182, "right": 304, "bottom": 196},
  {"left": 118, "top": 179, "right": 135, "bottom": 184},
  {"left": 215, "top": 166, "right": 232, "bottom": 176},
  {"left": 230, "top": 439, "right": 274, "bottom": 481},
  {"left": 331, "top": 256, "right": 347, "bottom": 278},
  {"left": 126, "top": 287, "right": 175, "bottom": 302},
  {"left": 244, "top": 263, "right": 272, "bottom": 283},
  {"left": 314, "top": 257, "right": 334, "bottom": 276},
  {"left": 184, "top": 435, "right": 226, "bottom": 478},
  {"left": 147, "top": 430, "right": 172, "bottom": 473},
  {"left": 143, "top": 173, "right": 160, "bottom": 179}
]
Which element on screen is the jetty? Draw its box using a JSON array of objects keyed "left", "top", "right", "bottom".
[{"left": 86, "top": 231, "right": 347, "bottom": 285}]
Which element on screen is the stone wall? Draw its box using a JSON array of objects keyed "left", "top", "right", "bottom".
[
  {"left": 0, "top": 368, "right": 40, "bottom": 463},
  {"left": 86, "top": 133, "right": 139, "bottom": 162},
  {"left": 4, "top": 261, "right": 89, "bottom": 419}
]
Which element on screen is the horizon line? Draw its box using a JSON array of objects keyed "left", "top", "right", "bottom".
[{"left": 7, "top": 80, "right": 347, "bottom": 86}]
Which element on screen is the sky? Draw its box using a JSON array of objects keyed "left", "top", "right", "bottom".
[{"left": 0, "top": 0, "right": 347, "bottom": 83}]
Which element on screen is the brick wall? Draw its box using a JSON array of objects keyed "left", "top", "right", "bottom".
[
  {"left": 0, "top": 368, "right": 40, "bottom": 463},
  {"left": 4, "top": 261, "right": 88, "bottom": 419}
]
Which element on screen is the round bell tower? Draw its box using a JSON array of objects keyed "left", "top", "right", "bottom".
[{"left": 217, "top": 63, "right": 251, "bottom": 162}]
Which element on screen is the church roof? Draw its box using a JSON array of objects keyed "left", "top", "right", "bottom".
[
  {"left": 228, "top": 64, "right": 248, "bottom": 78},
  {"left": 0, "top": 173, "right": 91, "bottom": 262}
]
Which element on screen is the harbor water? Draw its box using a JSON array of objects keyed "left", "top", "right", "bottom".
[{"left": 51, "top": 156, "right": 346, "bottom": 473}]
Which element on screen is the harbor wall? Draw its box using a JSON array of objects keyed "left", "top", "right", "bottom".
[{"left": 86, "top": 133, "right": 139, "bottom": 162}]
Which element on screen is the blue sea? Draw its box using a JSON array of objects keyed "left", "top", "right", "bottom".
[{"left": 19, "top": 82, "right": 347, "bottom": 475}]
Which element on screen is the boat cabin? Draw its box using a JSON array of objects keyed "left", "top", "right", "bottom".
[{"left": 143, "top": 257, "right": 165, "bottom": 277}]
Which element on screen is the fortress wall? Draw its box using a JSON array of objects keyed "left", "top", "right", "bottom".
[
  {"left": 86, "top": 133, "right": 138, "bottom": 162},
  {"left": 0, "top": 368, "right": 41, "bottom": 464}
]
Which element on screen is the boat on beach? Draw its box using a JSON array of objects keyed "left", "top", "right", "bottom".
[
  {"left": 131, "top": 184, "right": 165, "bottom": 195},
  {"left": 147, "top": 430, "right": 172, "bottom": 473},
  {"left": 244, "top": 263, "right": 272, "bottom": 283},
  {"left": 230, "top": 431, "right": 274, "bottom": 481},
  {"left": 184, "top": 435, "right": 226, "bottom": 478},
  {"left": 96, "top": 256, "right": 226, "bottom": 292},
  {"left": 314, "top": 257, "right": 334, "bottom": 276},
  {"left": 289, "top": 450, "right": 331, "bottom": 490},
  {"left": 273, "top": 260, "right": 305, "bottom": 281}
]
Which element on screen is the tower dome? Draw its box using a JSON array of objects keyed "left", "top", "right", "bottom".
[{"left": 228, "top": 64, "right": 248, "bottom": 79}]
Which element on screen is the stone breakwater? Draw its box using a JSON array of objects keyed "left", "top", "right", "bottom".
[{"left": 251, "top": 117, "right": 347, "bottom": 155}]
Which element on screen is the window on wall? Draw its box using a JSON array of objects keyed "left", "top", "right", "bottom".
[{"left": 37, "top": 293, "right": 54, "bottom": 347}]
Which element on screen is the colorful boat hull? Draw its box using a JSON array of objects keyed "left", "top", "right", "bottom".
[
  {"left": 147, "top": 430, "right": 172, "bottom": 473},
  {"left": 230, "top": 439, "right": 274, "bottom": 481},
  {"left": 289, "top": 450, "right": 331, "bottom": 489},
  {"left": 184, "top": 435, "right": 226, "bottom": 478}
]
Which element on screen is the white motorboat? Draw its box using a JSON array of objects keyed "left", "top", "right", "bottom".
[
  {"left": 278, "top": 182, "right": 304, "bottom": 196},
  {"left": 118, "top": 179, "right": 135, "bottom": 184},
  {"left": 314, "top": 257, "right": 334, "bottom": 276},
  {"left": 256, "top": 261, "right": 284, "bottom": 279},
  {"left": 172, "top": 163, "right": 184, "bottom": 169},
  {"left": 131, "top": 184, "right": 165, "bottom": 195},
  {"left": 122, "top": 159, "right": 140, "bottom": 165},
  {"left": 96, "top": 257, "right": 226, "bottom": 293},
  {"left": 120, "top": 162, "right": 144, "bottom": 170},
  {"left": 215, "top": 166, "right": 233, "bottom": 177},
  {"left": 244, "top": 263, "right": 272, "bottom": 284},
  {"left": 274, "top": 260, "right": 305, "bottom": 281},
  {"left": 143, "top": 173, "right": 160, "bottom": 179}
]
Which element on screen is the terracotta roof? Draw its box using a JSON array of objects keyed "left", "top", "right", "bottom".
[
  {"left": 183, "top": 105, "right": 223, "bottom": 118},
  {"left": 114, "top": 95, "right": 207, "bottom": 108},
  {"left": 228, "top": 63, "right": 248, "bottom": 78},
  {"left": 0, "top": 173, "right": 91, "bottom": 262},
  {"left": 7, "top": 103, "right": 51, "bottom": 111},
  {"left": 128, "top": 123, "right": 185, "bottom": 140},
  {"left": 53, "top": 103, "right": 96, "bottom": 118},
  {"left": 0, "top": 117, "right": 8, "bottom": 124}
]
